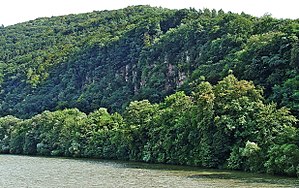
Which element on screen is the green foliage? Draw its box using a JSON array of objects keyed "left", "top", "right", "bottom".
[
  {"left": 0, "top": 6, "right": 298, "bottom": 177},
  {"left": 265, "top": 144, "right": 299, "bottom": 176},
  {"left": 0, "top": 6, "right": 297, "bottom": 120},
  {"left": 123, "top": 100, "right": 158, "bottom": 160},
  {"left": 1, "top": 75, "right": 298, "bottom": 177},
  {"left": 0, "top": 116, "right": 21, "bottom": 153},
  {"left": 142, "top": 91, "right": 193, "bottom": 164},
  {"left": 271, "top": 75, "right": 299, "bottom": 116}
]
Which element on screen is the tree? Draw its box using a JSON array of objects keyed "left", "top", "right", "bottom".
[
  {"left": 123, "top": 100, "right": 158, "bottom": 160},
  {"left": 0, "top": 116, "right": 21, "bottom": 153}
]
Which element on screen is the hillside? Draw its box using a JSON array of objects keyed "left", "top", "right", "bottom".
[
  {"left": 0, "top": 5, "right": 298, "bottom": 118},
  {"left": 0, "top": 6, "right": 299, "bottom": 177}
]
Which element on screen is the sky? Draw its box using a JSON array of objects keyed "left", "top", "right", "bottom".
[{"left": 0, "top": 0, "right": 298, "bottom": 26}]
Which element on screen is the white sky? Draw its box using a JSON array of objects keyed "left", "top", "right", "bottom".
[{"left": 0, "top": 0, "right": 298, "bottom": 26}]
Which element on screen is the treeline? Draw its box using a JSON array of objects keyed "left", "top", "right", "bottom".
[
  {"left": 0, "top": 6, "right": 298, "bottom": 119},
  {"left": 1, "top": 75, "right": 298, "bottom": 177}
]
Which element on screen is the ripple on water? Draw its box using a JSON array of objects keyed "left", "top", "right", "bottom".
[{"left": 0, "top": 155, "right": 298, "bottom": 188}]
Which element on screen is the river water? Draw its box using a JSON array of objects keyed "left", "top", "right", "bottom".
[{"left": 0, "top": 155, "right": 298, "bottom": 187}]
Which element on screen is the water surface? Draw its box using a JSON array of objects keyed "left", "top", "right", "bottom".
[{"left": 0, "top": 155, "right": 298, "bottom": 187}]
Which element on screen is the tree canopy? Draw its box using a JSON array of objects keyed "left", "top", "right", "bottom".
[
  {"left": 0, "top": 6, "right": 298, "bottom": 119},
  {"left": 0, "top": 75, "right": 298, "bottom": 177},
  {"left": 0, "top": 6, "right": 298, "bottom": 177}
]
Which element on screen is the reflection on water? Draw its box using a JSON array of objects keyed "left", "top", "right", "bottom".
[{"left": 0, "top": 155, "right": 298, "bottom": 188}]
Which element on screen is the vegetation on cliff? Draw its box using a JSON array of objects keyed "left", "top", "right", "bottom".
[
  {"left": 0, "top": 6, "right": 298, "bottom": 118},
  {"left": 0, "top": 6, "right": 298, "bottom": 177}
]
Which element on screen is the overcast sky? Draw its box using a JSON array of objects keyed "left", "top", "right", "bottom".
[{"left": 0, "top": 0, "right": 298, "bottom": 26}]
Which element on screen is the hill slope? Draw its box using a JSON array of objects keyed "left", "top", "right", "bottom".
[{"left": 0, "top": 6, "right": 298, "bottom": 118}]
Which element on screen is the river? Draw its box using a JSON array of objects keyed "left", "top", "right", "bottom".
[{"left": 0, "top": 155, "right": 298, "bottom": 187}]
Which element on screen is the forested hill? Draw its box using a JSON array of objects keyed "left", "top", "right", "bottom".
[{"left": 0, "top": 5, "right": 298, "bottom": 118}]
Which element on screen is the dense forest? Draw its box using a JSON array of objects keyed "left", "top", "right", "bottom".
[
  {"left": 0, "top": 75, "right": 298, "bottom": 176},
  {"left": 0, "top": 6, "right": 298, "bottom": 176}
]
